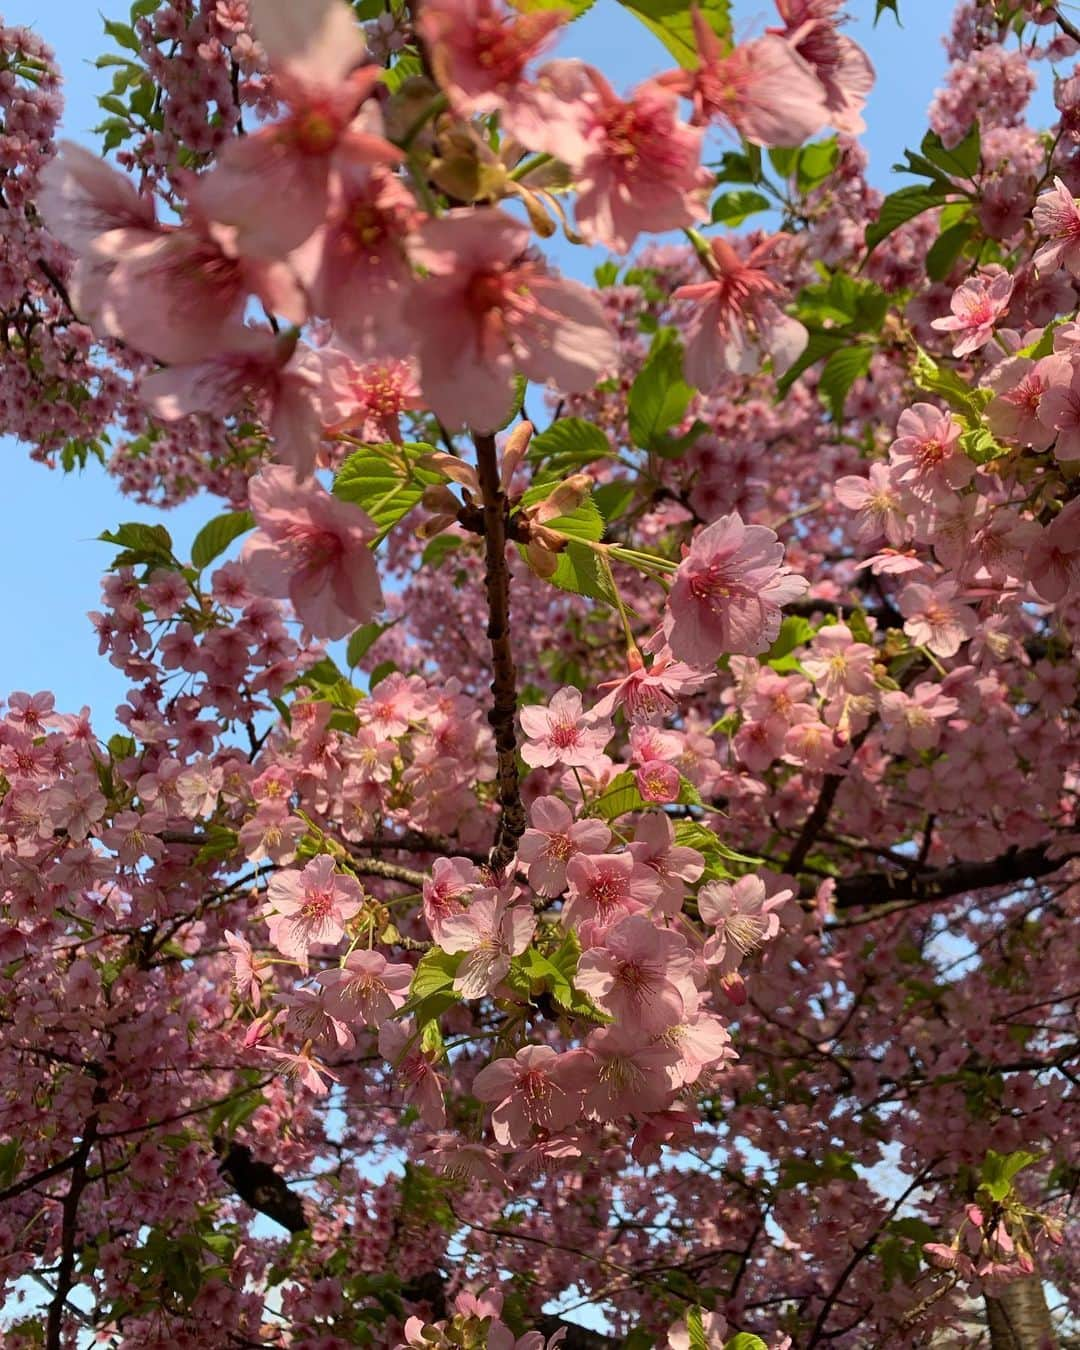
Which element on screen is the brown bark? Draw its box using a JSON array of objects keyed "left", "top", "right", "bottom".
[{"left": 986, "top": 1276, "right": 1058, "bottom": 1350}]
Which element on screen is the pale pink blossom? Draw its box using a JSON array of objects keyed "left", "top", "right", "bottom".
[
  {"left": 772, "top": 0, "right": 875, "bottom": 135},
  {"left": 576, "top": 914, "right": 695, "bottom": 1032},
  {"left": 405, "top": 209, "right": 617, "bottom": 431},
  {"left": 986, "top": 354, "right": 1070, "bottom": 450},
  {"left": 242, "top": 464, "right": 382, "bottom": 640},
  {"left": 265, "top": 854, "right": 363, "bottom": 961},
  {"left": 438, "top": 894, "right": 536, "bottom": 998},
  {"left": 225, "top": 930, "right": 264, "bottom": 1011},
  {"left": 516, "top": 796, "right": 611, "bottom": 898},
  {"left": 879, "top": 684, "right": 958, "bottom": 754},
  {"left": 658, "top": 15, "right": 828, "bottom": 145},
  {"left": 261, "top": 1044, "right": 340, "bottom": 1095},
  {"left": 700, "top": 875, "right": 790, "bottom": 972},
  {"left": 193, "top": 0, "right": 401, "bottom": 258},
  {"left": 1034, "top": 363, "right": 1080, "bottom": 460},
  {"left": 635, "top": 761, "right": 680, "bottom": 804},
  {"left": 592, "top": 646, "right": 708, "bottom": 722},
  {"left": 800, "top": 624, "right": 876, "bottom": 702},
  {"left": 1033, "top": 177, "right": 1080, "bottom": 276},
  {"left": 379, "top": 1019, "right": 447, "bottom": 1128},
  {"left": 316, "top": 950, "right": 413, "bottom": 1026},
  {"left": 834, "top": 463, "right": 909, "bottom": 547},
  {"left": 931, "top": 271, "right": 1014, "bottom": 357},
  {"left": 423, "top": 856, "right": 481, "bottom": 941},
  {"left": 519, "top": 687, "right": 612, "bottom": 772},
  {"left": 675, "top": 236, "right": 808, "bottom": 387},
  {"left": 888, "top": 403, "right": 974, "bottom": 500},
  {"left": 562, "top": 851, "right": 662, "bottom": 929},
  {"left": 628, "top": 812, "right": 705, "bottom": 916},
  {"left": 898, "top": 580, "right": 978, "bottom": 658},
  {"left": 472, "top": 1045, "right": 593, "bottom": 1145},
  {"left": 418, "top": 0, "right": 564, "bottom": 117},
  {"left": 580, "top": 1025, "right": 679, "bottom": 1118},
  {"left": 1026, "top": 500, "right": 1080, "bottom": 603},
  {"left": 663, "top": 513, "right": 809, "bottom": 666}
]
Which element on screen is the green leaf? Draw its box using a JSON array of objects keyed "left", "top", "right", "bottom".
[
  {"left": 980, "top": 1149, "right": 1040, "bottom": 1202},
  {"left": 875, "top": 0, "right": 900, "bottom": 22},
  {"left": 190, "top": 510, "right": 254, "bottom": 571},
  {"left": 617, "top": 0, "right": 731, "bottom": 67},
  {"left": 381, "top": 49, "right": 423, "bottom": 94},
  {"left": 775, "top": 330, "right": 845, "bottom": 398},
  {"left": 960, "top": 425, "right": 1008, "bottom": 463},
  {"left": 529, "top": 418, "right": 612, "bottom": 480},
  {"left": 710, "top": 189, "right": 770, "bottom": 226},
  {"left": 508, "top": 0, "right": 596, "bottom": 14},
  {"left": 818, "top": 345, "right": 873, "bottom": 422},
  {"left": 421, "top": 533, "right": 463, "bottom": 568},
  {"left": 724, "top": 1337, "right": 768, "bottom": 1350},
  {"left": 333, "top": 443, "right": 440, "bottom": 539},
  {"left": 712, "top": 148, "right": 761, "bottom": 185},
  {"left": 768, "top": 146, "right": 799, "bottom": 178},
  {"left": 593, "top": 771, "right": 646, "bottom": 821},
  {"left": 594, "top": 260, "right": 620, "bottom": 287},
  {"left": 98, "top": 522, "right": 176, "bottom": 571},
  {"left": 911, "top": 346, "right": 992, "bottom": 423},
  {"left": 102, "top": 18, "right": 141, "bottom": 52},
  {"left": 629, "top": 331, "right": 693, "bottom": 447},
  {"left": 765, "top": 616, "right": 815, "bottom": 668},
  {"left": 520, "top": 486, "right": 606, "bottom": 543},
  {"left": 409, "top": 948, "right": 463, "bottom": 1001},
  {"left": 921, "top": 124, "right": 980, "bottom": 181},
  {"left": 593, "top": 480, "right": 636, "bottom": 523},
  {"left": 779, "top": 1151, "right": 858, "bottom": 1189},
  {"left": 346, "top": 620, "right": 396, "bottom": 668},
  {"left": 796, "top": 138, "right": 840, "bottom": 192},
  {"left": 925, "top": 219, "right": 974, "bottom": 282},
  {"left": 865, "top": 185, "right": 947, "bottom": 254},
  {"left": 686, "top": 1307, "right": 708, "bottom": 1350},
  {"left": 369, "top": 659, "right": 398, "bottom": 689}
]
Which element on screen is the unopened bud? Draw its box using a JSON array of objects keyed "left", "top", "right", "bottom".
[
  {"left": 421, "top": 484, "right": 459, "bottom": 514},
  {"left": 500, "top": 420, "right": 533, "bottom": 490}
]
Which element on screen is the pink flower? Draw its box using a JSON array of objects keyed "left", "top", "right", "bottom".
[
  {"left": 592, "top": 646, "right": 709, "bottom": 722},
  {"left": 1033, "top": 177, "right": 1080, "bottom": 276},
  {"left": 242, "top": 464, "right": 382, "bottom": 640},
  {"left": 888, "top": 403, "right": 974, "bottom": 500},
  {"left": 1036, "top": 364, "right": 1080, "bottom": 460},
  {"left": 558, "top": 71, "right": 712, "bottom": 253},
  {"left": 580, "top": 1025, "right": 679, "bottom": 1118},
  {"left": 99, "top": 215, "right": 306, "bottom": 365},
  {"left": 317, "top": 349, "right": 423, "bottom": 445},
  {"left": 422, "top": 856, "right": 481, "bottom": 941},
  {"left": 519, "top": 687, "right": 612, "bottom": 772},
  {"left": 516, "top": 796, "right": 611, "bottom": 898},
  {"left": 379, "top": 1019, "right": 446, "bottom": 1127},
  {"left": 1026, "top": 499, "right": 1080, "bottom": 603},
  {"left": 658, "top": 16, "right": 828, "bottom": 145},
  {"left": 294, "top": 165, "right": 418, "bottom": 359},
  {"left": 879, "top": 684, "right": 958, "bottom": 754},
  {"left": 700, "top": 875, "right": 790, "bottom": 972},
  {"left": 800, "top": 623, "right": 875, "bottom": 702},
  {"left": 562, "top": 851, "right": 662, "bottom": 930},
  {"left": 224, "top": 930, "right": 264, "bottom": 1011},
  {"left": 438, "top": 894, "right": 536, "bottom": 998},
  {"left": 663, "top": 512, "right": 809, "bottom": 667},
  {"left": 418, "top": 0, "right": 564, "bottom": 117},
  {"left": 674, "top": 235, "right": 808, "bottom": 387},
  {"left": 834, "top": 463, "right": 909, "bottom": 547},
  {"left": 986, "top": 354, "right": 1070, "bottom": 451},
  {"left": 193, "top": 0, "right": 401, "bottom": 258},
  {"left": 576, "top": 914, "right": 695, "bottom": 1032},
  {"left": 472, "top": 1045, "right": 593, "bottom": 1145},
  {"left": 931, "top": 271, "right": 1013, "bottom": 357},
  {"left": 898, "top": 580, "right": 978, "bottom": 658},
  {"left": 628, "top": 813, "right": 705, "bottom": 916},
  {"left": 140, "top": 329, "right": 326, "bottom": 478},
  {"left": 261, "top": 1044, "right": 340, "bottom": 1095},
  {"left": 264, "top": 854, "right": 363, "bottom": 962},
  {"left": 635, "top": 761, "right": 680, "bottom": 804},
  {"left": 405, "top": 209, "right": 616, "bottom": 432},
  {"left": 316, "top": 950, "right": 413, "bottom": 1026},
  {"left": 772, "top": 0, "right": 875, "bottom": 135}
]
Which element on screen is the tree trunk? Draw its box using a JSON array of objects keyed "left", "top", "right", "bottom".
[{"left": 985, "top": 1277, "right": 1058, "bottom": 1350}]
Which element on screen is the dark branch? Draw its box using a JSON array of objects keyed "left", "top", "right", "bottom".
[
  {"left": 474, "top": 430, "right": 526, "bottom": 872},
  {"left": 1054, "top": 7, "right": 1080, "bottom": 45},
  {"left": 46, "top": 1089, "right": 105, "bottom": 1350},
  {"left": 833, "top": 842, "right": 1078, "bottom": 912},
  {"left": 216, "top": 1140, "right": 310, "bottom": 1234}
]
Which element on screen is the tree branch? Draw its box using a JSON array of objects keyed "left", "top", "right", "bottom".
[
  {"left": 1054, "top": 7, "right": 1080, "bottom": 45},
  {"left": 833, "top": 843, "right": 1078, "bottom": 912},
  {"left": 216, "top": 1139, "right": 310, "bottom": 1233},
  {"left": 474, "top": 430, "right": 526, "bottom": 872},
  {"left": 46, "top": 1088, "right": 105, "bottom": 1350}
]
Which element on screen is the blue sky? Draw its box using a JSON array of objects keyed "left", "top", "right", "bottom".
[{"left": 0, "top": 0, "right": 1056, "bottom": 728}]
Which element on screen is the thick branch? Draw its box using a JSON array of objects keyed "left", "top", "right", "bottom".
[
  {"left": 216, "top": 1140, "right": 310, "bottom": 1233},
  {"left": 46, "top": 1089, "right": 105, "bottom": 1350},
  {"left": 474, "top": 431, "right": 526, "bottom": 872},
  {"left": 1054, "top": 7, "right": 1080, "bottom": 45},
  {"left": 833, "top": 843, "right": 1077, "bottom": 912},
  {"left": 986, "top": 1275, "right": 1059, "bottom": 1350}
]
